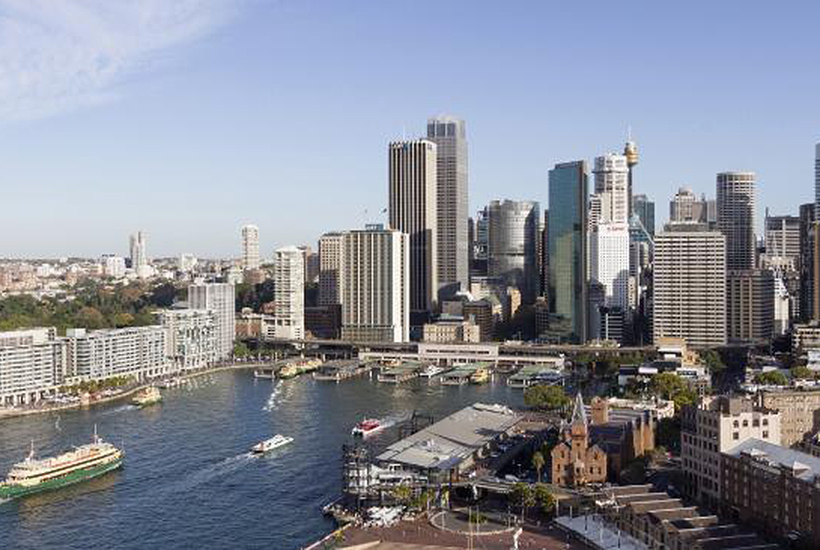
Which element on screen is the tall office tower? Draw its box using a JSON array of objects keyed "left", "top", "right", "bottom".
[
  {"left": 129, "top": 231, "right": 148, "bottom": 269},
  {"left": 631, "top": 194, "right": 655, "bottom": 236},
  {"left": 340, "top": 225, "right": 409, "bottom": 343},
  {"left": 541, "top": 210, "right": 549, "bottom": 297},
  {"left": 548, "top": 161, "right": 588, "bottom": 344},
  {"left": 487, "top": 200, "right": 540, "bottom": 304},
  {"left": 318, "top": 232, "right": 344, "bottom": 306},
  {"left": 800, "top": 203, "right": 816, "bottom": 321},
  {"left": 717, "top": 171, "right": 756, "bottom": 271},
  {"left": 470, "top": 206, "right": 489, "bottom": 277},
  {"left": 593, "top": 154, "right": 629, "bottom": 224},
  {"left": 427, "top": 116, "right": 468, "bottom": 295},
  {"left": 624, "top": 139, "right": 638, "bottom": 218},
  {"left": 271, "top": 246, "right": 304, "bottom": 340},
  {"left": 726, "top": 269, "right": 774, "bottom": 344},
  {"left": 240, "top": 224, "right": 260, "bottom": 270},
  {"left": 588, "top": 194, "right": 602, "bottom": 232},
  {"left": 669, "top": 187, "right": 708, "bottom": 223},
  {"left": 653, "top": 226, "right": 727, "bottom": 347},
  {"left": 188, "top": 281, "right": 236, "bottom": 359},
  {"left": 764, "top": 213, "right": 800, "bottom": 270},
  {"left": 815, "top": 143, "right": 820, "bottom": 220},
  {"left": 589, "top": 223, "right": 631, "bottom": 310},
  {"left": 388, "top": 139, "right": 438, "bottom": 319}
]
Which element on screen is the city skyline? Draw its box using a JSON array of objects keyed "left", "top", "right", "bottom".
[{"left": 1, "top": 1, "right": 819, "bottom": 258}]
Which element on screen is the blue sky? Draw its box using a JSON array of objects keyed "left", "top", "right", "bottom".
[{"left": 1, "top": 0, "right": 818, "bottom": 259}]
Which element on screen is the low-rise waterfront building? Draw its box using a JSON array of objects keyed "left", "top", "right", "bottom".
[
  {"left": 157, "top": 308, "right": 217, "bottom": 372},
  {"left": 65, "top": 326, "right": 168, "bottom": 381},
  {"left": 0, "top": 328, "right": 67, "bottom": 406}
]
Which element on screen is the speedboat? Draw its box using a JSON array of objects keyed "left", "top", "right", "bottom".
[
  {"left": 351, "top": 418, "right": 385, "bottom": 437},
  {"left": 252, "top": 434, "right": 293, "bottom": 453}
]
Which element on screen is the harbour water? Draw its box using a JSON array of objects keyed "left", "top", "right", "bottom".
[{"left": 0, "top": 370, "right": 524, "bottom": 550}]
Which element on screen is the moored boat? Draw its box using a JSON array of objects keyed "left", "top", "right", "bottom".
[
  {"left": 133, "top": 386, "right": 162, "bottom": 407},
  {"left": 252, "top": 434, "right": 293, "bottom": 453},
  {"left": 470, "top": 367, "right": 490, "bottom": 384},
  {"left": 0, "top": 428, "right": 123, "bottom": 500},
  {"left": 419, "top": 365, "right": 445, "bottom": 378},
  {"left": 351, "top": 418, "right": 385, "bottom": 437}
]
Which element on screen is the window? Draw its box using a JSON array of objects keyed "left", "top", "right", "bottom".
[
  {"left": 763, "top": 431, "right": 769, "bottom": 439},
  {"left": 763, "top": 418, "right": 768, "bottom": 426},
  {"left": 733, "top": 420, "right": 739, "bottom": 428},
  {"left": 742, "top": 420, "right": 748, "bottom": 427},
  {"left": 733, "top": 432, "right": 739, "bottom": 440}
]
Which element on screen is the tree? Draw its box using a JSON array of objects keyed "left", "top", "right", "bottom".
[
  {"left": 790, "top": 366, "right": 815, "bottom": 380},
  {"left": 656, "top": 417, "right": 681, "bottom": 454},
  {"left": 701, "top": 349, "right": 727, "bottom": 374},
  {"left": 391, "top": 484, "right": 413, "bottom": 506},
  {"left": 234, "top": 341, "right": 251, "bottom": 359},
  {"left": 531, "top": 451, "right": 545, "bottom": 483},
  {"left": 754, "top": 370, "right": 788, "bottom": 386},
  {"left": 650, "top": 372, "right": 697, "bottom": 410},
  {"left": 533, "top": 483, "right": 555, "bottom": 516},
  {"left": 510, "top": 483, "right": 535, "bottom": 521},
  {"left": 523, "top": 385, "right": 569, "bottom": 411}
]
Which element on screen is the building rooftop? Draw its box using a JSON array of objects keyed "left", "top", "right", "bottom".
[
  {"left": 376, "top": 403, "right": 520, "bottom": 472},
  {"left": 725, "top": 438, "right": 820, "bottom": 482}
]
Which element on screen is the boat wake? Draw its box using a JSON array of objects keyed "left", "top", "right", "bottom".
[
  {"left": 178, "top": 452, "right": 254, "bottom": 490},
  {"left": 262, "top": 381, "right": 283, "bottom": 412},
  {"left": 378, "top": 411, "right": 412, "bottom": 429},
  {"left": 100, "top": 404, "right": 137, "bottom": 416}
]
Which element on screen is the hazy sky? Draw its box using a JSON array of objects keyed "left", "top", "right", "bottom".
[{"left": 1, "top": 0, "right": 818, "bottom": 259}]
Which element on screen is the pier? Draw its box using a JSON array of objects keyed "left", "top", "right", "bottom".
[
  {"left": 441, "top": 365, "right": 481, "bottom": 386},
  {"left": 376, "top": 361, "right": 423, "bottom": 384},
  {"left": 506, "top": 365, "right": 565, "bottom": 389},
  {"left": 313, "top": 360, "right": 373, "bottom": 382}
]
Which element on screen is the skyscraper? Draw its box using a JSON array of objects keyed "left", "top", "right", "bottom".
[
  {"left": 815, "top": 143, "right": 820, "bottom": 221},
  {"left": 487, "top": 200, "right": 540, "bottom": 304},
  {"left": 548, "top": 161, "right": 588, "bottom": 344},
  {"left": 593, "top": 153, "right": 629, "bottom": 224},
  {"left": 764, "top": 213, "right": 800, "bottom": 270},
  {"left": 272, "top": 246, "right": 304, "bottom": 340},
  {"left": 240, "top": 224, "right": 260, "bottom": 270},
  {"left": 631, "top": 194, "right": 655, "bottom": 237},
  {"left": 717, "top": 172, "right": 756, "bottom": 271},
  {"left": 653, "top": 226, "right": 726, "bottom": 347},
  {"left": 188, "top": 282, "right": 235, "bottom": 359},
  {"left": 669, "top": 188, "right": 708, "bottom": 224},
  {"left": 726, "top": 269, "right": 774, "bottom": 344},
  {"left": 318, "top": 232, "right": 344, "bottom": 307},
  {"left": 388, "top": 140, "right": 438, "bottom": 319},
  {"left": 340, "top": 226, "right": 409, "bottom": 343},
  {"left": 129, "top": 231, "right": 148, "bottom": 270},
  {"left": 589, "top": 223, "right": 630, "bottom": 310},
  {"left": 427, "top": 115, "right": 468, "bottom": 295}
]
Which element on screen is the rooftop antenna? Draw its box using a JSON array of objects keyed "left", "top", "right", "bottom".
[{"left": 627, "top": 124, "right": 633, "bottom": 142}]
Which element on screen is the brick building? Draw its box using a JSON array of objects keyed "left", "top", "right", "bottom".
[{"left": 551, "top": 393, "right": 607, "bottom": 487}]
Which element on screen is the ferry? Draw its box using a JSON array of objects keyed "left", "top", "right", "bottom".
[
  {"left": 470, "top": 367, "right": 490, "bottom": 384},
  {"left": 251, "top": 434, "right": 293, "bottom": 454},
  {"left": 351, "top": 418, "right": 386, "bottom": 438},
  {"left": 419, "top": 365, "right": 445, "bottom": 378},
  {"left": 0, "top": 429, "right": 123, "bottom": 500},
  {"left": 133, "top": 386, "right": 162, "bottom": 407}
]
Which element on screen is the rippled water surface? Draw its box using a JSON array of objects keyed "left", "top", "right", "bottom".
[{"left": 0, "top": 370, "right": 523, "bottom": 549}]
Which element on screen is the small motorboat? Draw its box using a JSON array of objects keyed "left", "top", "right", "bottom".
[{"left": 252, "top": 434, "right": 293, "bottom": 454}]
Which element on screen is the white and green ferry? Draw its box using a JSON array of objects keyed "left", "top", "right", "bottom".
[{"left": 0, "top": 429, "right": 123, "bottom": 500}]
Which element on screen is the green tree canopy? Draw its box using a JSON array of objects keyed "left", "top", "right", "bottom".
[
  {"left": 790, "top": 366, "right": 815, "bottom": 380},
  {"left": 523, "top": 385, "right": 569, "bottom": 411},
  {"left": 533, "top": 483, "right": 555, "bottom": 515},
  {"left": 755, "top": 370, "right": 788, "bottom": 386},
  {"left": 531, "top": 451, "right": 545, "bottom": 483},
  {"left": 649, "top": 372, "right": 697, "bottom": 410}
]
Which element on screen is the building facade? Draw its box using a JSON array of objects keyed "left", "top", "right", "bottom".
[
  {"left": 551, "top": 393, "right": 607, "bottom": 487},
  {"left": 427, "top": 115, "right": 468, "bottom": 295},
  {"left": 717, "top": 171, "right": 756, "bottom": 271},
  {"left": 272, "top": 246, "right": 305, "bottom": 340},
  {"left": 65, "top": 326, "right": 168, "bottom": 381},
  {"left": 593, "top": 153, "right": 629, "bottom": 224},
  {"left": 422, "top": 320, "right": 480, "bottom": 344},
  {"left": 388, "top": 140, "right": 438, "bottom": 319},
  {"left": 487, "top": 199, "right": 540, "bottom": 304},
  {"left": 318, "top": 231, "right": 344, "bottom": 307},
  {"left": 726, "top": 269, "right": 774, "bottom": 344},
  {"left": 547, "top": 161, "right": 588, "bottom": 343},
  {"left": 653, "top": 227, "right": 727, "bottom": 347},
  {"left": 157, "top": 308, "right": 217, "bottom": 371},
  {"left": 757, "top": 389, "right": 820, "bottom": 447},
  {"left": 681, "top": 396, "right": 781, "bottom": 507},
  {"left": 340, "top": 226, "right": 409, "bottom": 343},
  {"left": 188, "top": 282, "right": 236, "bottom": 360},
  {"left": 240, "top": 224, "right": 260, "bottom": 270},
  {"left": 0, "top": 328, "right": 66, "bottom": 406}
]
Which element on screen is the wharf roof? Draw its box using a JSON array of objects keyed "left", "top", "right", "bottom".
[{"left": 376, "top": 403, "right": 520, "bottom": 471}]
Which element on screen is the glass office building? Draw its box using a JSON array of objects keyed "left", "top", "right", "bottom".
[{"left": 548, "top": 161, "right": 588, "bottom": 343}]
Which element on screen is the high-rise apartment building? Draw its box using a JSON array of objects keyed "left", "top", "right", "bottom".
[
  {"left": 318, "top": 232, "right": 344, "bottom": 307},
  {"left": 157, "top": 309, "right": 217, "bottom": 371},
  {"left": 764, "top": 213, "right": 800, "bottom": 269},
  {"left": 66, "top": 326, "right": 168, "bottom": 380},
  {"left": 272, "top": 246, "right": 305, "bottom": 340},
  {"left": 653, "top": 226, "right": 727, "bottom": 347},
  {"left": 548, "top": 161, "right": 588, "bottom": 344},
  {"left": 726, "top": 269, "right": 774, "bottom": 344},
  {"left": 101, "top": 254, "right": 126, "bottom": 278},
  {"left": 188, "top": 282, "right": 235, "bottom": 359},
  {"left": 240, "top": 224, "right": 260, "bottom": 270},
  {"left": 427, "top": 115, "right": 468, "bottom": 294},
  {"left": 340, "top": 226, "right": 409, "bottom": 343},
  {"left": 593, "top": 153, "right": 629, "bottom": 224},
  {"left": 717, "top": 172, "right": 756, "bottom": 271},
  {"left": 129, "top": 231, "right": 149, "bottom": 277},
  {"left": 487, "top": 200, "right": 540, "bottom": 304},
  {"left": 388, "top": 140, "right": 438, "bottom": 319},
  {"left": 0, "top": 328, "right": 66, "bottom": 406}
]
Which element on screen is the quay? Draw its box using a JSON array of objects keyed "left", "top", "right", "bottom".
[
  {"left": 313, "top": 360, "right": 373, "bottom": 382},
  {"left": 376, "top": 361, "right": 423, "bottom": 384}
]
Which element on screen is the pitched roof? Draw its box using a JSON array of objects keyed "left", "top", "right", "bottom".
[{"left": 571, "top": 392, "right": 587, "bottom": 427}]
